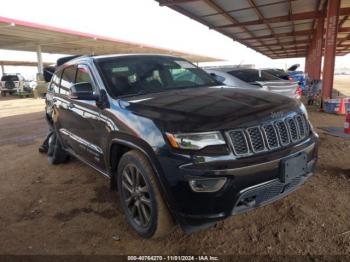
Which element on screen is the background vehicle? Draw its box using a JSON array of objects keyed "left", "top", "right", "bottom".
[
  {"left": 261, "top": 68, "right": 303, "bottom": 98},
  {"left": 0, "top": 74, "right": 25, "bottom": 96},
  {"left": 44, "top": 54, "right": 318, "bottom": 238},
  {"left": 204, "top": 68, "right": 259, "bottom": 89},
  {"left": 213, "top": 68, "right": 300, "bottom": 99},
  {"left": 287, "top": 64, "right": 306, "bottom": 92},
  {"left": 261, "top": 68, "right": 291, "bottom": 81}
]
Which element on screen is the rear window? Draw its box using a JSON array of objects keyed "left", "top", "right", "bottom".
[
  {"left": 264, "top": 69, "right": 289, "bottom": 79},
  {"left": 228, "top": 69, "right": 279, "bottom": 82},
  {"left": 1, "top": 75, "right": 19, "bottom": 81}
]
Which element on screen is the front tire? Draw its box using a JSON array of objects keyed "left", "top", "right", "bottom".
[
  {"left": 117, "top": 150, "right": 174, "bottom": 238},
  {"left": 47, "top": 131, "right": 68, "bottom": 165}
]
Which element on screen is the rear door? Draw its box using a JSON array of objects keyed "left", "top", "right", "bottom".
[{"left": 53, "top": 65, "right": 77, "bottom": 147}]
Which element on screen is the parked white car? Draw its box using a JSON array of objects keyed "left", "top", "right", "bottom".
[{"left": 0, "top": 74, "right": 25, "bottom": 96}]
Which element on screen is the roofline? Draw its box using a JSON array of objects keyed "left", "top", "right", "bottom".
[{"left": 0, "top": 16, "right": 222, "bottom": 61}]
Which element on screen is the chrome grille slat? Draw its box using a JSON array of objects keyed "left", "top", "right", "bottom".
[
  {"left": 275, "top": 120, "right": 290, "bottom": 145},
  {"left": 228, "top": 130, "right": 249, "bottom": 156},
  {"left": 247, "top": 127, "right": 266, "bottom": 153},
  {"left": 286, "top": 117, "right": 299, "bottom": 142},
  {"left": 227, "top": 113, "right": 310, "bottom": 157},
  {"left": 262, "top": 124, "right": 279, "bottom": 149},
  {"left": 295, "top": 115, "right": 305, "bottom": 138}
]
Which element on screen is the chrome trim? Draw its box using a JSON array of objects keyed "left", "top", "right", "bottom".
[
  {"left": 246, "top": 126, "right": 267, "bottom": 153},
  {"left": 66, "top": 147, "right": 110, "bottom": 178},
  {"left": 275, "top": 119, "right": 290, "bottom": 146},
  {"left": 226, "top": 129, "right": 251, "bottom": 157},
  {"left": 59, "top": 128, "right": 103, "bottom": 154},
  {"left": 221, "top": 141, "right": 315, "bottom": 175},
  {"left": 286, "top": 117, "right": 299, "bottom": 142},
  {"left": 261, "top": 124, "right": 280, "bottom": 150}
]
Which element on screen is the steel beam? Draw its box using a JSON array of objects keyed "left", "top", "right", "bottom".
[
  {"left": 322, "top": 0, "right": 341, "bottom": 99},
  {"left": 313, "top": 16, "right": 325, "bottom": 80},
  {"left": 158, "top": 0, "right": 199, "bottom": 6},
  {"left": 214, "top": 8, "right": 350, "bottom": 29},
  {"left": 36, "top": 45, "right": 43, "bottom": 80}
]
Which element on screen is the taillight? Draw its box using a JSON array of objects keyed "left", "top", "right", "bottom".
[{"left": 295, "top": 86, "right": 302, "bottom": 97}]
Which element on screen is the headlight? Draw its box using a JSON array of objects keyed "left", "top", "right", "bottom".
[
  {"left": 299, "top": 102, "right": 308, "bottom": 118},
  {"left": 165, "top": 131, "right": 226, "bottom": 150}
]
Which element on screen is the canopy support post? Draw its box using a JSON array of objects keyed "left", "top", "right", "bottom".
[
  {"left": 36, "top": 45, "right": 43, "bottom": 81},
  {"left": 322, "top": 0, "right": 340, "bottom": 99},
  {"left": 314, "top": 15, "right": 324, "bottom": 81}
]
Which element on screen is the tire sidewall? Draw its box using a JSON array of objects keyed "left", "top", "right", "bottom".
[
  {"left": 48, "top": 131, "right": 67, "bottom": 165},
  {"left": 117, "top": 153, "right": 158, "bottom": 238}
]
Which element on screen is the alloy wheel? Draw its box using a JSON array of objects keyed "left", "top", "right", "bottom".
[{"left": 121, "top": 164, "right": 153, "bottom": 228}]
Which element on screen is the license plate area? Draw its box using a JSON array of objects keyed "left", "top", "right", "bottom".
[{"left": 280, "top": 152, "right": 307, "bottom": 183}]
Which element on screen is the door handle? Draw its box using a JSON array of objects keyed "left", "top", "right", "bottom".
[{"left": 68, "top": 103, "right": 75, "bottom": 109}]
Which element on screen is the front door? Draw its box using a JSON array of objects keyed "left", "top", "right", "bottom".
[{"left": 65, "top": 64, "right": 107, "bottom": 170}]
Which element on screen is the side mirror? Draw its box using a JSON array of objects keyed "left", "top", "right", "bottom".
[
  {"left": 43, "top": 66, "right": 56, "bottom": 83},
  {"left": 70, "top": 82, "right": 98, "bottom": 100}
]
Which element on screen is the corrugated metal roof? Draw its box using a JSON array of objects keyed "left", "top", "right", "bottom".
[
  {"left": 0, "top": 16, "right": 220, "bottom": 63},
  {"left": 157, "top": 0, "right": 350, "bottom": 59}
]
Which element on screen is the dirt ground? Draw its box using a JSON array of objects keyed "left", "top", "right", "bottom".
[
  {"left": 0, "top": 87, "right": 349, "bottom": 255},
  {"left": 333, "top": 75, "right": 350, "bottom": 97}
]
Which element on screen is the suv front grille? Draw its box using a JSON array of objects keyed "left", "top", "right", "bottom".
[
  {"left": 227, "top": 113, "right": 310, "bottom": 157},
  {"left": 228, "top": 130, "right": 249, "bottom": 155},
  {"left": 262, "top": 124, "right": 279, "bottom": 149},
  {"left": 247, "top": 127, "right": 266, "bottom": 153}
]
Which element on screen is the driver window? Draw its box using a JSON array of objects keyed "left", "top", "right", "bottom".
[
  {"left": 60, "top": 66, "right": 76, "bottom": 95},
  {"left": 76, "top": 65, "right": 95, "bottom": 90}
]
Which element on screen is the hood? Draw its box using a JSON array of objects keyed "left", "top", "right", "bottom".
[
  {"left": 120, "top": 86, "right": 300, "bottom": 133},
  {"left": 287, "top": 64, "right": 300, "bottom": 71}
]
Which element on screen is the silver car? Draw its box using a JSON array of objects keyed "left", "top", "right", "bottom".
[{"left": 205, "top": 68, "right": 300, "bottom": 99}]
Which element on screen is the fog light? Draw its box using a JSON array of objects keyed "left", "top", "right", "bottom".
[{"left": 189, "top": 178, "right": 227, "bottom": 192}]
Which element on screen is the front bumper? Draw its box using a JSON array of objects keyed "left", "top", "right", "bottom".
[{"left": 156, "top": 133, "right": 318, "bottom": 230}]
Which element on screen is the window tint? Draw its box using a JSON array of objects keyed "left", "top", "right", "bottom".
[
  {"left": 229, "top": 69, "right": 279, "bottom": 82},
  {"left": 264, "top": 69, "right": 289, "bottom": 79},
  {"left": 97, "top": 56, "right": 219, "bottom": 97},
  {"left": 60, "top": 66, "right": 76, "bottom": 95},
  {"left": 76, "top": 65, "right": 94, "bottom": 88},
  {"left": 48, "top": 70, "right": 62, "bottom": 94}
]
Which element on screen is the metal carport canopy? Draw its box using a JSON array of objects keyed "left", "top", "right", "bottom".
[
  {"left": 156, "top": 0, "right": 350, "bottom": 59},
  {"left": 0, "top": 16, "right": 219, "bottom": 63}
]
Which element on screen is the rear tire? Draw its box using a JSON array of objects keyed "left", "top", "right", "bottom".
[
  {"left": 117, "top": 150, "right": 174, "bottom": 238},
  {"left": 47, "top": 131, "right": 68, "bottom": 165}
]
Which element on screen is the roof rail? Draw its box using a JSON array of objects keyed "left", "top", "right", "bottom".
[{"left": 56, "top": 55, "right": 83, "bottom": 66}]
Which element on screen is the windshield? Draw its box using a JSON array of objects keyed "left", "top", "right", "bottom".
[
  {"left": 228, "top": 69, "right": 280, "bottom": 82},
  {"left": 97, "top": 56, "right": 219, "bottom": 97},
  {"left": 1, "top": 75, "right": 19, "bottom": 81}
]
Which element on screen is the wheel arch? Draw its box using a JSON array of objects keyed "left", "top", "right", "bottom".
[{"left": 108, "top": 138, "right": 167, "bottom": 196}]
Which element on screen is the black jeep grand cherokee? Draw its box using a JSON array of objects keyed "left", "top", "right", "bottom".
[{"left": 45, "top": 54, "right": 318, "bottom": 238}]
